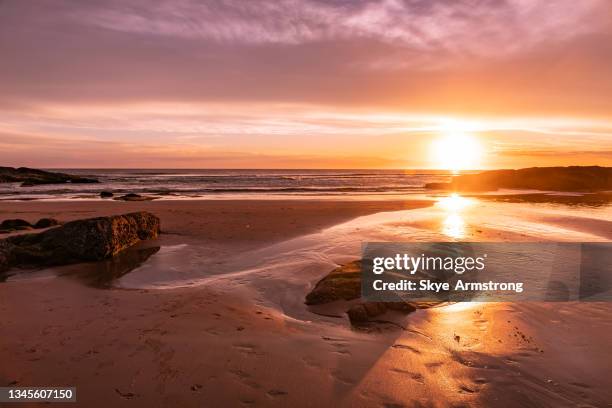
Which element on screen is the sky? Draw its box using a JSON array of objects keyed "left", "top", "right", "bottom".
[{"left": 1, "top": 0, "right": 611, "bottom": 169}]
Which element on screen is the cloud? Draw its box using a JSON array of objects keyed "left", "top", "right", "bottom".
[
  {"left": 1, "top": 0, "right": 612, "bottom": 168},
  {"left": 1, "top": 0, "right": 611, "bottom": 113},
  {"left": 60, "top": 0, "right": 606, "bottom": 56},
  {"left": 0, "top": 129, "right": 405, "bottom": 168}
]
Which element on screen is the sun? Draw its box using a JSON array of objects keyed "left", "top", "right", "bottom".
[{"left": 430, "top": 121, "right": 484, "bottom": 172}]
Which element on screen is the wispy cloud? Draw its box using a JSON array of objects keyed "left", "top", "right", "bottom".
[
  {"left": 1, "top": 1, "right": 611, "bottom": 167},
  {"left": 65, "top": 0, "right": 605, "bottom": 57},
  {"left": 1, "top": 103, "right": 611, "bottom": 168}
]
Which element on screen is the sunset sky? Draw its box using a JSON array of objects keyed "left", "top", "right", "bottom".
[{"left": 1, "top": 0, "right": 611, "bottom": 169}]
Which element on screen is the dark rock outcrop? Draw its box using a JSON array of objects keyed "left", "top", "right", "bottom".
[
  {"left": 425, "top": 166, "right": 612, "bottom": 192},
  {"left": 306, "top": 260, "right": 421, "bottom": 327},
  {"left": 33, "top": 218, "right": 60, "bottom": 229},
  {"left": 347, "top": 302, "right": 418, "bottom": 325},
  {"left": 0, "top": 167, "right": 98, "bottom": 187},
  {"left": 100, "top": 191, "right": 114, "bottom": 198},
  {"left": 0, "top": 212, "right": 160, "bottom": 273},
  {"left": 0, "top": 218, "right": 61, "bottom": 234},
  {"left": 114, "top": 193, "right": 157, "bottom": 201},
  {"left": 0, "top": 219, "right": 32, "bottom": 230},
  {"left": 0, "top": 240, "right": 11, "bottom": 273},
  {"left": 305, "top": 260, "right": 361, "bottom": 305},
  {"left": 477, "top": 191, "right": 612, "bottom": 206}
]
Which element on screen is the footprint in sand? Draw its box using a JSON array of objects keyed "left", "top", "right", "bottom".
[
  {"left": 329, "top": 343, "right": 351, "bottom": 355},
  {"left": 473, "top": 318, "right": 489, "bottom": 331},
  {"left": 330, "top": 370, "right": 356, "bottom": 386},
  {"left": 458, "top": 384, "right": 479, "bottom": 394},
  {"left": 321, "top": 336, "right": 351, "bottom": 355},
  {"left": 115, "top": 388, "right": 136, "bottom": 400},
  {"left": 267, "top": 389, "right": 288, "bottom": 398},
  {"left": 391, "top": 343, "right": 421, "bottom": 354},
  {"left": 321, "top": 336, "right": 346, "bottom": 342},
  {"left": 204, "top": 327, "right": 221, "bottom": 336},
  {"left": 452, "top": 351, "right": 500, "bottom": 370},
  {"left": 424, "top": 361, "right": 444, "bottom": 373},
  {"left": 229, "top": 368, "right": 261, "bottom": 390},
  {"left": 301, "top": 356, "right": 322, "bottom": 369},
  {"left": 233, "top": 343, "right": 264, "bottom": 356},
  {"left": 382, "top": 403, "right": 407, "bottom": 408},
  {"left": 389, "top": 368, "right": 424, "bottom": 384}
]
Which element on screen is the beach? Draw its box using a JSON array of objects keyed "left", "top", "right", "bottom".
[
  {"left": 1, "top": 197, "right": 611, "bottom": 407},
  {"left": 4, "top": 1, "right": 612, "bottom": 406}
]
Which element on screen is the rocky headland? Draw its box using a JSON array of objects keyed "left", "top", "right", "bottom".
[
  {"left": 425, "top": 166, "right": 612, "bottom": 192},
  {"left": 0, "top": 166, "right": 98, "bottom": 187}
]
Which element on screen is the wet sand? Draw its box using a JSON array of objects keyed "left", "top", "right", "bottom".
[{"left": 1, "top": 198, "right": 611, "bottom": 407}]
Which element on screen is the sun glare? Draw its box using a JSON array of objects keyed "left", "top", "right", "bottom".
[
  {"left": 430, "top": 121, "right": 484, "bottom": 172},
  {"left": 436, "top": 193, "right": 474, "bottom": 239}
]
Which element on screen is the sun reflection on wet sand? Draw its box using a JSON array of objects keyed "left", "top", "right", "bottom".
[
  {"left": 436, "top": 193, "right": 473, "bottom": 239},
  {"left": 442, "top": 213, "right": 465, "bottom": 239},
  {"left": 442, "top": 301, "right": 483, "bottom": 313}
]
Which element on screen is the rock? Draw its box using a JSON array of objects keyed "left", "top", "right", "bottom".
[
  {"left": 33, "top": 218, "right": 60, "bottom": 229},
  {"left": 0, "top": 218, "right": 60, "bottom": 233},
  {"left": 113, "top": 193, "right": 156, "bottom": 201},
  {"left": 425, "top": 166, "right": 612, "bottom": 192},
  {"left": 0, "top": 166, "right": 99, "bottom": 186},
  {"left": 347, "top": 302, "right": 385, "bottom": 324},
  {"left": 422, "top": 182, "right": 449, "bottom": 190},
  {"left": 346, "top": 302, "right": 417, "bottom": 326},
  {"left": 100, "top": 191, "right": 114, "bottom": 198},
  {"left": 305, "top": 260, "right": 420, "bottom": 327},
  {"left": 0, "top": 212, "right": 160, "bottom": 271},
  {"left": 476, "top": 192, "right": 612, "bottom": 206},
  {"left": 0, "top": 240, "right": 12, "bottom": 273},
  {"left": 0, "top": 219, "right": 32, "bottom": 230},
  {"left": 305, "top": 260, "right": 361, "bottom": 305},
  {"left": 385, "top": 302, "right": 418, "bottom": 313}
]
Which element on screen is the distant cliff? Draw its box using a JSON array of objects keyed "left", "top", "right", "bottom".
[
  {"left": 0, "top": 167, "right": 98, "bottom": 187},
  {"left": 425, "top": 166, "right": 612, "bottom": 192}
]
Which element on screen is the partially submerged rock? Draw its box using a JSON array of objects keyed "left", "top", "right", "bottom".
[
  {"left": 347, "top": 302, "right": 417, "bottom": 325},
  {"left": 114, "top": 193, "right": 157, "bottom": 201},
  {"left": 0, "top": 166, "right": 99, "bottom": 187},
  {"left": 305, "top": 260, "right": 361, "bottom": 305},
  {"left": 425, "top": 166, "right": 612, "bottom": 192},
  {"left": 0, "top": 212, "right": 160, "bottom": 273},
  {"left": 306, "top": 260, "right": 421, "bottom": 327}
]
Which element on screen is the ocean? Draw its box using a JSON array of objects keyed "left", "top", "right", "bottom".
[{"left": 0, "top": 169, "right": 458, "bottom": 200}]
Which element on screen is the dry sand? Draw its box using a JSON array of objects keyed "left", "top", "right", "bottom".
[{"left": 1, "top": 198, "right": 611, "bottom": 407}]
